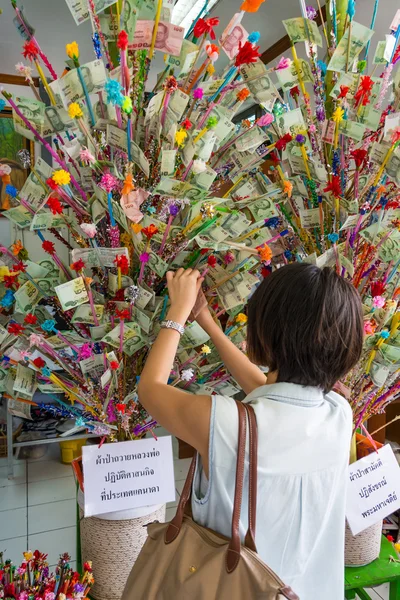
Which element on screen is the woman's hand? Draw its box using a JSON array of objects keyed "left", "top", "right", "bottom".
[{"left": 166, "top": 269, "right": 204, "bottom": 323}]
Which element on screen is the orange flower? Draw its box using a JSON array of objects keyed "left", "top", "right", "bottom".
[
  {"left": 283, "top": 180, "right": 293, "bottom": 198},
  {"left": 131, "top": 223, "right": 143, "bottom": 234},
  {"left": 11, "top": 240, "right": 23, "bottom": 255},
  {"left": 237, "top": 88, "right": 250, "bottom": 102},
  {"left": 258, "top": 243, "right": 272, "bottom": 263},
  {"left": 122, "top": 173, "right": 134, "bottom": 195}
]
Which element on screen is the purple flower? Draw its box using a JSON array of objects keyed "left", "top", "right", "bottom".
[
  {"left": 169, "top": 204, "right": 179, "bottom": 216},
  {"left": 296, "top": 134, "right": 306, "bottom": 144},
  {"left": 74, "top": 583, "right": 85, "bottom": 593},
  {"left": 306, "top": 5, "right": 317, "bottom": 19},
  {"left": 316, "top": 105, "right": 325, "bottom": 122}
]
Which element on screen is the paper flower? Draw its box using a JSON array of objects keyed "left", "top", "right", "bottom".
[
  {"left": 275, "top": 56, "right": 291, "bottom": 70},
  {"left": 193, "top": 87, "right": 204, "bottom": 100},
  {"left": 193, "top": 17, "right": 220, "bottom": 40},
  {"left": 66, "top": 41, "right": 79, "bottom": 60},
  {"left": 258, "top": 244, "right": 272, "bottom": 263},
  {"left": 373, "top": 296, "right": 386, "bottom": 309},
  {"left": 351, "top": 149, "right": 368, "bottom": 168},
  {"left": 164, "top": 75, "right": 178, "bottom": 92},
  {"left": 205, "top": 42, "right": 220, "bottom": 62},
  {"left": 248, "top": 31, "right": 260, "bottom": 44},
  {"left": 391, "top": 127, "right": 400, "bottom": 145},
  {"left": 181, "top": 118, "right": 193, "bottom": 130},
  {"left": 201, "top": 344, "right": 211, "bottom": 354},
  {"left": 207, "top": 255, "right": 217, "bottom": 268},
  {"left": 364, "top": 320, "right": 376, "bottom": 335},
  {"left": 4, "top": 274, "right": 18, "bottom": 288},
  {"left": 24, "top": 313, "right": 38, "bottom": 325},
  {"left": 132, "top": 223, "right": 143, "bottom": 234},
  {"left": 283, "top": 180, "right": 293, "bottom": 198},
  {"left": 295, "top": 134, "right": 306, "bottom": 144},
  {"left": 121, "top": 95, "right": 133, "bottom": 114},
  {"left": 47, "top": 197, "right": 63, "bottom": 214},
  {"left": 14, "top": 260, "right": 27, "bottom": 272},
  {"left": 324, "top": 175, "right": 342, "bottom": 197},
  {"left": 117, "top": 30, "right": 129, "bottom": 51},
  {"left": 100, "top": 172, "right": 118, "bottom": 193},
  {"left": 327, "top": 232, "right": 339, "bottom": 244},
  {"left": 105, "top": 79, "right": 124, "bottom": 106},
  {"left": 338, "top": 85, "right": 350, "bottom": 99},
  {"left": 139, "top": 252, "right": 150, "bottom": 263},
  {"left": 0, "top": 164, "right": 11, "bottom": 177},
  {"left": 70, "top": 259, "right": 86, "bottom": 272},
  {"left": 116, "top": 308, "right": 130, "bottom": 320},
  {"left": 275, "top": 133, "right": 293, "bottom": 151},
  {"left": 236, "top": 313, "right": 248, "bottom": 324},
  {"left": 6, "top": 184, "right": 18, "bottom": 198},
  {"left": 0, "top": 289, "right": 14, "bottom": 308},
  {"left": 80, "top": 222, "right": 97, "bottom": 238},
  {"left": 15, "top": 62, "right": 33, "bottom": 81},
  {"left": 192, "top": 159, "right": 207, "bottom": 174},
  {"left": 0, "top": 99, "right": 5, "bottom": 112},
  {"left": 42, "top": 240, "right": 56, "bottom": 255},
  {"left": 370, "top": 281, "right": 386, "bottom": 297},
  {"left": 80, "top": 147, "right": 96, "bottom": 164},
  {"left": 79, "top": 343, "right": 94, "bottom": 360},
  {"left": 114, "top": 254, "right": 129, "bottom": 274},
  {"left": 68, "top": 102, "right": 83, "bottom": 119},
  {"left": 175, "top": 129, "right": 187, "bottom": 147},
  {"left": 237, "top": 88, "right": 250, "bottom": 102},
  {"left": 33, "top": 357, "right": 46, "bottom": 369},
  {"left": 235, "top": 41, "right": 260, "bottom": 67},
  {"left": 29, "top": 333, "right": 43, "bottom": 347},
  {"left": 52, "top": 169, "right": 71, "bottom": 186},
  {"left": 142, "top": 224, "right": 159, "bottom": 239},
  {"left": 22, "top": 40, "right": 39, "bottom": 61},
  {"left": 8, "top": 322, "right": 25, "bottom": 335},
  {"left": 290, "top": 85, "right": 300, "bottom": 99},
  {"left": 41, "top": 319, "right": 57, "bottom": 333},
  {"left": 206, "top": 116, "right": 218, "bottom": 129},
  {"left": 224, "top": 251, "right": 235, "bottom": 264}
]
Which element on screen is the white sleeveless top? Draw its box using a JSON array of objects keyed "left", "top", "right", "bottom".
[{"left": 191, "top": 382, "right": 352, "bottom": 600}]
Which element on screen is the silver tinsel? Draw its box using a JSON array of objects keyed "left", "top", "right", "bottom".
[
  {"left": 125, "top": 285, "right": 140, "bottom": 304},
  {"left": 16, "top": 149, "right": 31, "bottom": 169}
]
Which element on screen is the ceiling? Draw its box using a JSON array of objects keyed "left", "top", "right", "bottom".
[{"left": 0, "top": 0, "right": 396, "bottom": 90}]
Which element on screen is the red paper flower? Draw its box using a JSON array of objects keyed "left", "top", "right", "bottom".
[
  {"left": 83, "top": 562, "right": 93, "bottom": 572},
  {"left": 33, "top": 357, "right": 46, "bottom": 369},
  {"left": 24, "top": 313, "right": 38, "bottom": 325},
  {"left": 351, "top": 149, "right": 368, "bottom": 169},
  {"left": 200, "top": 248, "right": 210, "bottom": 255},
  {"left": 42, "top": 240, "right": 55, "bottom": 255},
  {"left": 193, "top": 17, "right": 220, "bottom": 40},
  {"left": 110, "top": 360, "right": 120, "bottom": 370},
  {"left": 235, "top": 41, "right": 260, "bottom": 67},
  {"left": 115, "top": 309, "right": 130, "bottom": 320},
  {"left": 275, "top": 133, "right": 293, "bottom": 151},
  {"left": 207, "top": 255, "right": 217, "bottom": 268},
  {"left": 370, "top": 281, "right": 386, "bottom": 297},
  {"left": 269, "top": 152, "right": 280, "bottom": 164},
  {"left": 387, "top": 535, "right": 395, "bottom": 543},
  {"left": 354, "top": 75, "right": 374, "bottom": 108},
  {"left": 46, "top": 177, "right": 58, "bottom": 190},
  {"left": 323, "top": 175, "right": 342, "bottom": 198},
  {"left": 14, "top": 260, "right": 27, "bottom": 272},
  {"left": 338, "top": 85, "right": 350, "bottom": 99},
  {"left": 117, "top": 30, "right": 129, "bottom": 51},
  {"left": 114, "top": 254, "right": 129, "bottom": 274},
  {"left": 181, "top": 118, "right": 193, "bottom": 130},
  {"left": 4, "top": 274, "right": 18, "bottom": 288},
  {"left": 70, "top": 259, "right": 86, "bottom": 272},
  {"left": 290, "top": 86, "right": 300, "bottom": 99},
  {"left": 22, "top": 40, "right": 39, "bottom": 61},
  {"left": 142, "top": 224, "right": 159, "bottom": 239},
  {"left": 8, "top": 322, "right": 25, "bottom": 336},
  {"left": 47, "top": 197, "right": 63, "bottom": 215},
  {"left": 116, "top": 403, "right": 126, "bottom": 413}
]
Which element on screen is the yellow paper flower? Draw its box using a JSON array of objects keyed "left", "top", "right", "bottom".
[
  {"left": 175, "top": 129, "right": 187, "bottom": 147},
  {"left": 283, "top": 179, "right": 293, "bottom": 198},
  {"left": 332, "top": 106, "right": 345, "bottom": 123},
  {"left": 236, "top": 313, "right": 248, "bottom": 324},
  {"left": 394, "top": 542, "right": 400, "bottom": 553},
  {"left": 206, "top": 63, "right": 215, "bottom": 76},
  {"left": 52, "top": 169, "right": 71, "bottom": 186},
  {"left": 122, "top": 95, "right": 133, "bottom": 114},
  {"left": 131, "top": 223, "right": 143, "bottom": 234},
  {"left": 201, "top": 344, "right": 211, "bottom": 355},
  {"left": 66, "top": 41, "right": 79, "bottom": 60},
  {"left": 68, "top": 102, "right": 83, "bottom": 119},
  {"left": 23, "top": 551, "right": 33, "bottom": 561}
]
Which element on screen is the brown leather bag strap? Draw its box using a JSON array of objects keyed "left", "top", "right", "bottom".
[
  {"left": 165, "top": 454, "right": 196, "bottom": 544},
  {"left": 226, "top": 400, "right": 247, "bottom": 573},
  {"left": 243, "top": 403, "right": 258, "bottom": 553}
]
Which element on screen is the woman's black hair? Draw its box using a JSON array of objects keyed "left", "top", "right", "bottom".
[{"left": 247, "top": 263, "right": 364, "bottom": 392}]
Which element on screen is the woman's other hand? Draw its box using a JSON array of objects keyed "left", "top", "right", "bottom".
[{"left": 166, "top": 269, "right": 204, "bottom": 323}]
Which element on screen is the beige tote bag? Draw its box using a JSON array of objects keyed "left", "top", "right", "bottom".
[{"left": 122, "top": 401, "right": 299, "bottom": 599}]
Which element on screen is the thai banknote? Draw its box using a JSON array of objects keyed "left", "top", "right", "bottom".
[
  {"left": 160, "top": 149, "right": 177, "bottom": 176},
  {"left": 275, "top": 59, "right": 314, "bottom": 91},
  {"left": 166, "top": 38, "right": 198, "bottom": 72},
  {"left": 13, "top": 96, "right": 45, "bottom": 141},
  {"left": 180, "top": 321, "right": 210, "bottom": 349},
  {"left": 30, "top": 212, "right": 68, "bottom": 231},
  {"left": 42, "top": 104, "right": 76, "bottom": 136},
  {"left": 327, "top": 21, "right": 374, "bottom": 72},
  {"left": 235, "top": 126, "right": 268, "bottom": 153},
  {"left": 14, "top": 280, "right": 41, "bottom": 312},
  {"left": 20, "top": 157, "right": 52, "bottom": 210},
  {"left": 192, "top": 166, "right": 217, "bottom": 191},
  {"left": 373, "top": 40, "right": 388, "bottom": 64},
  {"left": 59, "top": 60, "right": 107, "bottom": 104},
  {"left": 106, "top": 124, "right": 149, "bottom": 176},
  {"left": 13, "top": 363, "right": 37, "bottom": 398},
  {"left": 64, "top": 0, "right": 118, "bottom": 25},
  {"left": 220, "top": 13, "right": 248, "bottom": 60},
  {"left": 283, "top": 17, "right": 322, "bottom": 47},
  {"left": 339, "top": 119, "right": 367, "bottom": 142},
  {"left": 130, "top": 20, "right": 184, "bottom": 56},
  {"left": 2, "top": 205, "right": 32, "bottom": 228},
  {"left": 239, "top": 60, "right": 280, "bottom": 110},
  {"left": 71, "top": 246, "right": 130, "bottom": 268},
  {"left": 147, "top": 251, "right": 169, "bottom": 278},
  {"left": 55, "top": 277, "right": 89, "bottom": 311},
  {"left": 71, "top": 304, "right": 104, "bottom": 325},
  {"left": 217, "top": 271, "right": 258, "bottom": 311}
]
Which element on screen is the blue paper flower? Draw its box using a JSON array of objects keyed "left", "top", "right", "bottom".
[
  {"left": 327, "top": 232, "right": 339, "bottom": 244},
  {"left": 0, "top": 290, "right": 15, "bottom": 308},
  {"left": 41, "top": 366, "right": 51, "bottom": 377},
  {"left": 147, "top": 206, "right": 156, "bottom": 214},
  {"left": 5, "top": 185, "right": 18, "bottom": 198},
  {"left": 41, "top": 319, "right": 56, "bottom": 333},
  {"left": 104, "top": 79, "right": 124, "bottom": 106},
  {"left": 380, "top": 330, "right": 390, "bottom": 339},
  {"left": 248, "top": 31, "right": 260, "bottom": 44}
]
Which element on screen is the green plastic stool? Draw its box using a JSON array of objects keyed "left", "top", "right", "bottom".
[{"left": 345, "top": 536, "right": 400, "bottom": 600}]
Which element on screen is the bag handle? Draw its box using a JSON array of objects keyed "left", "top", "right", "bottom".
[{"left": 243, "top": 403, "right": 258, "bottom": 553}]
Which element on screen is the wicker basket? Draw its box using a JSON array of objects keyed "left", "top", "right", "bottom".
[
  {"left": 79, "top": 503, "right": 166, "bottom": 600},
  {"left": 345, "top": 520, "right": 382, "bottom": 566},
  {"left": 0, "top": 424, "right": 23, "bottom": 459}
]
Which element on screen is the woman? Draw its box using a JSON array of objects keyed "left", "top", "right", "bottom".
[{"left": 138, "top": 263, "right": 364, "bottom": 599}]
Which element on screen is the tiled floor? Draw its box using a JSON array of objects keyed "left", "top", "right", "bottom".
[{"left": 0, "top": 430, "right": 391, "bottom": 599}]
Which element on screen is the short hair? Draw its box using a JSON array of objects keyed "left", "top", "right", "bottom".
[{"left": 247, "top": 263, "right": 364, "bottom": 392}]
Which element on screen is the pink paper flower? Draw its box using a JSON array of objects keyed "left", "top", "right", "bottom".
[
  {"left": 15, "top": 62, "right": 33, "bottom": 82},
  {"left": 275, "top": 56, "right": 291, "bottom": 70},
  {"left": 372, "top": 295, "right": 385, "bottom": 309},
  {"left": 139, "top": 252, "right": 149, "bottom": 263},
  {"left": 257, "top": 112, "right": 274, "bottom": 127},
  {"left": 100, "top": 173, "right": 118, "bottom": 193},
  {"left": 0, "top": 164, "right": 11, "bottom": 177},
  {"left": 29, "top": 333, "right": 44, "bottom": 347},
  {"left": 79, "top": 342, "right": 94, "bottom": 360},
  {"left": 364, "top": 320, "right": 376, "bottom": 335},
  {"left": 80, "top": 147, "right": 96, "bottom": 164},
  {"left": 80, "top": 223, "right": 97, "bottom": 238}
]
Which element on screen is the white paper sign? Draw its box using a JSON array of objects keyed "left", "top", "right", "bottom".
[
  {"left": 346, "top": 445, "right": 400, "bottom": 535},
  {"left": 82, "top": 437, "right": 175, "bottom": 517}
]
